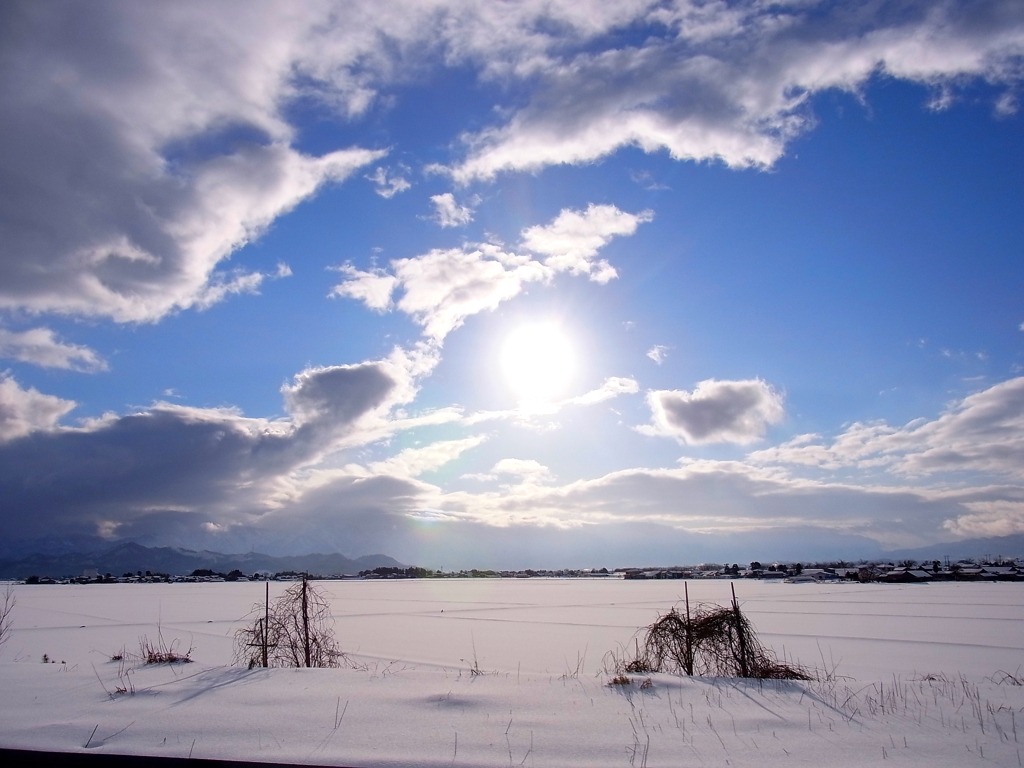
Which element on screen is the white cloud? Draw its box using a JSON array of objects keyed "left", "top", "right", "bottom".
[
  {"left": 642, "top": 379, "right": 784, "bottom": 444},
  {"left": 335, "top": 204, "right": 651, "bottom": 341},
  {"left": 6, "top": 2, "right": 1024, "bottom": 558},
  {"left": 5, "top": 364, "right": 1021, "bottom": 558},
  {"left": 0, "top": 375, "right": 76, "bottom": 442},
  {"left": 391, "top": 246, "right": 550, "bottom": 341},
  {"left": 2, "top": 126, "right": 382, "bottom": 322},
  {"left": 6, "top": 2, "right": 1020, "bottom": 324},
  {"left": 193, "top": 269, "right": 266, "bottom": 310},
  {"left": 520, "top": 204, "right": 653, "bottom": 283},
  {"left": 646, "top": 345, "right": 668, "bottom": 364},
  {"left": 430, "top": 193, "right": 474, "bottom": 227},
  {"left": 460, "top": 376, "right": 639, "bottom": 427},
  {"left": 369, "top": 436, "right": 486, "bottom": 478},
  {"left": 346, "top": 245, "right": 539, "bottom": 341},
  {"left": 331, "top": 266, "right": 400, "bottom": 311},
  {"left": 752, "top": 376, "right": 1024, "bottom": 480},
  {"left": 450, "top": 1, "right": 1024, "bottom": 182},
  {"left": 0, "top": 328, "right": 107, "bottom": 372},
  {"left": 566, "top": 377, "right": 639, "bottom": 406},
  {"left": 366, "top": 167, "right": 411, "bottom": 198},
  {"left": 944, "top": 500, "right": 1024, "bottom": 538},
  {"left": 491, "top": 458, "right": 554, "bottom": 484},
  {"left": 435, "top": 457, "right": 986, "bottom": 551},
  {"left": 0, "top": 3, "right": 384, "bottom": 322}
]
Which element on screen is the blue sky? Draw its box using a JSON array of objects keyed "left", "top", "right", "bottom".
[{"left": 2, "top": 1, "right": 1023, "bottom": 567}]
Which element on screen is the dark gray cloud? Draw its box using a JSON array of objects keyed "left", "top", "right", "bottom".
[
  {"left": 0, "top": 360, "right": 402, "bottom": 543},
  {"left": 644, "top": 379, "right": 784, "bottom": 444},
  {"left": 0, "top": 1, "right": 381, "bottom": 322},
  {"left": 284, "top": 364, "right": 397, "bottom": 431}
]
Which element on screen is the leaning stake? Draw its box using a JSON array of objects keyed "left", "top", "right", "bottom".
[{"left": 731, "top": 582, "right": 748, "bottom": 678}]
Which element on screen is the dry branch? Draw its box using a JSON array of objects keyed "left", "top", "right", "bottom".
[
  {"left": 234, "top": 576, "right": 344, "bottom": 668},
  {"left": 0, "top": 585, "right": 14, "bottom": 648}
]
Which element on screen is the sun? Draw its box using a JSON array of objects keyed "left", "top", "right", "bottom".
[{"left": 500, "top": 322, "right": 575, "bottom": 402}]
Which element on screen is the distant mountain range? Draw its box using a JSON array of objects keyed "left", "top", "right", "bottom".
[
  {"left": 883, "top": 533, "right": 1024, "bottom": 563},
  {"left": 0, "top": 541, "right": 403, "bottom": 579},
  {"left": 0, "top": 532, "right": 1021, "bottom": 581}
]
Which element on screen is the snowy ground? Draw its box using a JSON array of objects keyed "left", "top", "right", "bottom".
[{"left": 1, "top": 579, "right": 1022, "bottom": 766}]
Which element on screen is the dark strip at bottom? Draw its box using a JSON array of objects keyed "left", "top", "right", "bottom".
[{"left": 0, "top": 749, "right": 367, "bottom": 768}]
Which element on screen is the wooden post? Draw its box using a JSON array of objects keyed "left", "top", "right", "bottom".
[
  {"left": 302, "top": 574, "right": 310, "bottom": 667},
  {"left": 263, "top": 580, "right": 269, "bottom": 668},
  {"left": 731, "top": 582, "right": 748, "bottom": 677},
  {"left": 684, "top": 581, "right": 693, "bottom": 676}
]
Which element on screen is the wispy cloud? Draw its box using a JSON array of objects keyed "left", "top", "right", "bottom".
[
  {"left": 0, "top": 375, "right": 77, "bottom": 442},
  {"left": 330, "top": 266, "right": 399, "bottom": 312},
  {"left": 0, "top": 328, "right": 107, "bottom": 372},
  {"left": 429, "top": 193, "right": 474, "bottom": 227},
  {"left": 520, "top": 204, "right": 653, "bottom": 283},
  {"left": 646, "top": 345, "right": 669, "bottom": 365},
  {"left": 367, "top": 166, "right": 412, "bottom": 198},
  {"left": 369, "top": 436, "right": 486, "bottom": 478},
  {"left": 566, "top": 377, "right": 639, "bottom": 407}
]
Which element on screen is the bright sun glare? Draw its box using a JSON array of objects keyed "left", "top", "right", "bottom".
[{"left": 500, "top": 323, "right": 575, "bottom": 402}]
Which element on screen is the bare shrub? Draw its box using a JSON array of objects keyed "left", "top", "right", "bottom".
[
  {"left": 620, "top": 584, "right": 811, "bottom": 680},
  {"left": 234, "top": 576, "right": 344, "bottom": 668},
  {"left": 0, "top": 585, "right": 14, "bottom": 648},
  {"left": 139, "top": 629, "right": 192, "bottom": 664}
]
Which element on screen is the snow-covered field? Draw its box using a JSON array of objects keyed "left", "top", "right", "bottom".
[{"left": 1, "top": 579, "right": 1022, "bottom": 766}]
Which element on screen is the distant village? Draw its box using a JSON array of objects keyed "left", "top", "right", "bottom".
[
  {"left": 614, "top": 558, "right": 1024, "bottom": 583},
  {"left": 15, "top": 557, "right": 1024, "bottom": 585}
]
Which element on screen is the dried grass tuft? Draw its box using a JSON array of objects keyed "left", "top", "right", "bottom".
[
  {"left": 139, "top": 629, "right": 192, "bottom": 664},
  {"left": 618, "top": 588, "right": 811, "bottom": 680},
  {"left": 990, "top": 669, "right": 1024, "bottom": 686}
]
